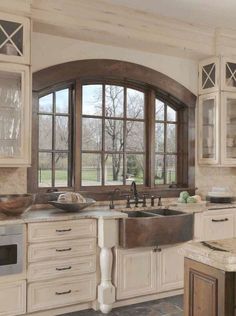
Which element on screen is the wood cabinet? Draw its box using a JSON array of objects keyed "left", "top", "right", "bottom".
[
  {"left": 0, "top": 63, "right": 31, "bottom": 166},
  {"left": 27, "top": 219, "right": 97, "bottom": 313},
  {"left": 184, "top": 258, "right": 235, "bottom": 316},
  {"left": 0, "top": 280, "right": 26, "bottom": 316},
  {"left": 157, "top": 245, "right": 184, "bottom": 292},
  {"left": 115, "top": 244, "right": 184, "bottom": 300}
]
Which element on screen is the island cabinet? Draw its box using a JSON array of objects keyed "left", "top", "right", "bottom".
[
  {"left": 184, "top": 258, "right": 235, "bottom": 316},
  {"left": 114, "top": 244, "right": 184, "bottom": 301},
  {"left": 27, "top": 219, "right": 97, "bottom": 313}
]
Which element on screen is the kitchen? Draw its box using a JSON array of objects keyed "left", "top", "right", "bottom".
[{"left": 1, "top": 1, "right": 236, "bottom": 315}]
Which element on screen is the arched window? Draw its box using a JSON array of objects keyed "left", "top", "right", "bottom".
[{"left": 28, "top": 60, "right": 196, "bottom": 198}]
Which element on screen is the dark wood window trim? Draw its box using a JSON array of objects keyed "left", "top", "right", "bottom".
[{"left": 28, "top": 59, "right": 196, "bottom": 200}]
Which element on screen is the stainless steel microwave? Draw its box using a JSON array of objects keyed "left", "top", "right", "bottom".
[{"left": 0, "top": 224, "right": 24, "bottom": 276}]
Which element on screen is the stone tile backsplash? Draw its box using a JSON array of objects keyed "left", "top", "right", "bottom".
[{"left": 0, "top": 168, "right": 27, "bottom": 194}]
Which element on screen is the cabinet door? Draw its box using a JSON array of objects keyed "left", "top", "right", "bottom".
[
  {"left": 203, "top": 211, "right": 234, "bottom": 241},
  {"left": 115, "top": 248, "right": 156, "bottom": 300},
  {"left": 221, "top": 57, "right": 236, "bottom": 92},
  {"left": 221, "top": 92, "right": 236, "bottom": 165},
  {"left": 0, "top": 13, "right": 30, "bottom": 64},
  {"left": 0, "top": 280, "right": 26, "bottom": 316},
  {"left": 199, "top": 57, "right": 219, "bottom": 94},
  {"left": 157, "top": 245, "right": 184, "bottom": 292},
  {"left": 198, "top": 93, "right": 219, "bottom": 165},
  {"left": 0, "top": 63, "right": 31, "bottom": 166}
]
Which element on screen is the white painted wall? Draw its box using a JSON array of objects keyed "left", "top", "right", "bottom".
[{"left": 32, "top": 32, "right": 198, "bottom": 95}]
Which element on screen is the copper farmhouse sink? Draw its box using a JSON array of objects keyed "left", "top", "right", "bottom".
[{"left": 119, "top": 209, "right": 193, "bottom": 248}]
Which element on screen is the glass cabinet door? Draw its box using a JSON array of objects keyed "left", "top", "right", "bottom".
[
  {"left": 221, "top": 92, "right": 236, "bottom": 164},
  {"left": 198, "top": 93, "right": 219, "bottom": 164},
  {"left": 199, "top": 58, "right": 219, "bottom": 94},
  {"left": 0, "top": 64, "right": 30, "bottom": 166}
]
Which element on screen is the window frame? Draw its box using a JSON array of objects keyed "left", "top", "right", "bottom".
[{"left": 28, "top": 59, "right": 196, "bottom": 199}]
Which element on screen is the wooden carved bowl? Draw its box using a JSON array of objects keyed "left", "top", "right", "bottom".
[{"left": 0, "top": 194, "right": 35, "bottom": 216}]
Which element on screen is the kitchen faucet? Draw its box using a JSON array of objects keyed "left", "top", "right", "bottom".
[{"left": 109, "top": 188, "right": 121, "bottom": 209}]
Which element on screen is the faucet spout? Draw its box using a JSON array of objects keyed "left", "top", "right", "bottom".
[{"left": 130, "top": 181, "right": 138, "bottom": 199}]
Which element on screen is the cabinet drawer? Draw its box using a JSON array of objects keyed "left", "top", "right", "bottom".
[
  {"left": 28, "top": 219, "right": 97, "bottom": 243},
  {"left": 28, "top": 255, "right": 96, "bottom": 281},
  {"left": 0, "top": 280, "right": 26, "bottom": 316},
  {"left": 28, "top": 238, "right": 96, "bottom": 262},
  {"left": 27, "top": 274, "right": 96, "bottom": 312},
  {"left": 204, "top": 212, "right": 234, "bottom": 241}
]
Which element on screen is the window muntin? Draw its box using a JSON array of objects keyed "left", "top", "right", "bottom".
[
  {"left": 155, "top": 98, "right": 178, "bottom": 185},
  {"left": 38, "top": 87, "right": 72, "bottom": 188},
  {"left": 81, "top": 84, "right": 145, "bottom": 186}
]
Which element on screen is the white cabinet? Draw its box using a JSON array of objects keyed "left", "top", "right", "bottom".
[
  {"left": 198, "top": 93, "right": 219, "bottom": 164},
  {"left": 221, "top": 57, "right": 236, "bottom": 92},
  {"left": 0, "top": 13, "right": 30, "bottom": 64},
  {"left": 115, "top": 247, "right": 156, "bottom": 300},
  {"left": 157, "top": 245, "right": 184, "bottom": 292},
  {"left": 0, "top": 63, "right": 31, "bottom": 166},
  {"left": 115, "top": 245, "right": 184, "bottom": 300},
  {"left": 0, "top": 280, "right": 26, "bottom": 316},
  {"left": 221, "top": 92, "right": 236, "bottom": 165},
  {"left": 199, "top": 57, "right": 219, "bottom": 94}
]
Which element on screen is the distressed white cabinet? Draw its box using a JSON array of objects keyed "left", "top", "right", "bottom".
[
  {"left": 0, "top": 63, "right": 31, "bottom": 166},
  {"left": 221, "top": 92, "right": 236, "bottom": 165},
  {"left": 0, "top": 13, "right": 30, "bottom": 64},
  {"left": 157, "top": 245, "right": 184, "bottom": 292},
  {"left": 199, "top": 57, "right": 219, "bottom": 95},
  {"left": 198, "top": 92, "right": 219, "bottom": 165},
  {"left": 115, "top": 247, "right": 156, "bottom": 300},
  {"left": 0, "top": 280, "right": 26, "bottom": 316},
  {"left": 221, "top": 57, "right": 236, "bottom": 92}
]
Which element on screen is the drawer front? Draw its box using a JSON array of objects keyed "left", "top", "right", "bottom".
[
  {"left": 204, "top": 212, "right": 234, "bottom": 241},
  {"left": 28, "top": 255, "right": 96, "bottom": 281},
  {"left": 27, "top": 274, "right": 96, "bottom": 312},
  {"left": 0, "top": 280, "right": 26, "bottom": 316},
  {"left": 28, "top": 219, "right": 97, "bottom": 243},
  {"left": 28, "top": 238, "right": 96, "bottom": 262}
]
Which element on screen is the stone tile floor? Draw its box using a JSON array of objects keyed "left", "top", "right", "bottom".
[{"left": 62, "top": 295, "right": 183, "bottom": 316}]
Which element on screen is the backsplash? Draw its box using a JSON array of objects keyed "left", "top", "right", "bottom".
[
  {"left": 0, "top": 168, "right": 27, "bottom": 194},
  {"left": 196, "top": 165, "right": 236, "bottom": 198}
]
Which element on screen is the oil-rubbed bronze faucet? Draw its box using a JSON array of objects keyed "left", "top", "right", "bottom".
[{"left": 109, "top": 188, "right": 121, "bottom": 210}]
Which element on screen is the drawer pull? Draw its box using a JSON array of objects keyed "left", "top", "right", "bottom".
[
  {"left": 55, "top": 290, "right": 71, "bottom": 295},
  {"left": 212, "top": 218, "right": 229, "bottom": 222},
  {"left": 56, "top": 229, "right": 72, "bottom": 233},
  {"left": 56, "top": 248, "right": 72, "bottom": 252},
  {"left": 56, "top": 266, "right": 72, "bottom": 271}
]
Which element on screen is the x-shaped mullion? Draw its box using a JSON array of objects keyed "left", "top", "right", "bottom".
[
  {"left": 0, "top": 24, "right": 23, "bottom": 56},
  {"left": 202, "top": 64, "right": 215, "bottom": 88},
  {"left": 226, "top": 63, "right": 236, "bottom": 83}
]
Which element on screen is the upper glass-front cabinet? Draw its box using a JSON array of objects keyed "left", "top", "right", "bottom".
[
  {"left": 199, "top": 57, "right": 219, "bottom": 94},
  {"left": 0, "top": 13, "right": 30, "bottom": 64},
  {"left": 221, "top": 92, "right": 236, "bottom": 165},
  {"left": 198, "top": 93, "right": 219, "bottom": 164},
  {"left": 221, "top": 57, "right": 236, "bottom": 92},
  {"left": 0, "top": 63, "right": 31, "bottom": 166}
]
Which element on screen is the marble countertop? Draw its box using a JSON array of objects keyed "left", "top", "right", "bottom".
[{"left": 181, "top": 238, "right": 236, "bottom": 271}]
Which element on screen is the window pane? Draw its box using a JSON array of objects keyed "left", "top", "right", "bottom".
[
  {"left": 126, "top": 154, "right": 144, "bottom": 184},
  {"left": 104, "top": 153, "right": 123, "bottom": 185},
  {"left": 155, "top": 154, "right": 164, "bottom": 185},
  {"left": 105, "top": 119, "right": 123, "bottom": 151},
  {"left": 82, "top": 153, "right": 101, "bottom": 186},
  {"left": 127, "top": 88, "right": 144, "bottom": 119},
  {"left": 55, "top": 116, "right": 68, "bottom": 150},
  {"left": 39, "top": 94, "right": 53, "bottom": 113},
  {"left": 38, "top": 152, "right": 52, "bottom": 187},
  {"left": 82, "top": 118, "right": 102, "bottom": 150},
  {"left": 55, "top": 153, "right": 68, "bottom": 187},
  {"left": 126, "top": 121, "right": 144, "bottom": 151},
  {"left": 167, "top": 105, "right": 177, "bottom": 122},
  {"left": 166, "top": 155, "right": 177, "bottom": 184},
  {"left": 105, "top": 85, "right": 124, "bottom": 117},
  {"left": 155, "top": 99, "right": 165, "bottom": 121},
  {"left": 38, "top": 115, "right": 52, "bottom": 150},
  {"left": 166, "top": 124, "right": 177, "bottom": 153},
  {"left": 155, "top": 123, "right": 164, "bottom": 152},
  {"left": 82, "top": 85, "right": 102, "bottom": 116},
  {"left": 56, "top": 89, "right": 69, "bottom": 113}
]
